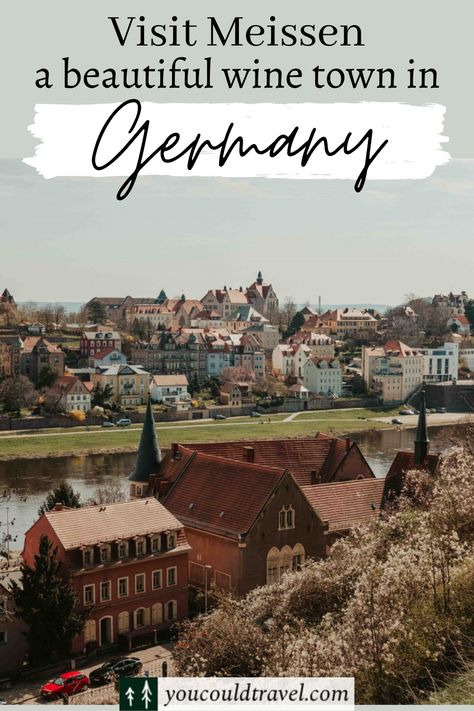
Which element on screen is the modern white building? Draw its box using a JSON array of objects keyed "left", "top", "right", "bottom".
[
  {"left": 419, "top": 342, "right": 459, "bottom": 383},
  {"left": 150, "top": 374, "right": 191, "bottom": 407}
]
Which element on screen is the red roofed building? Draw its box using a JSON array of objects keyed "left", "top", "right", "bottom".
[
  {"left": 23, "top": 497, "right": 190, "bottom": 654},
  {"left": 153, "top": 446, "right": 325, "bottom": 594}
]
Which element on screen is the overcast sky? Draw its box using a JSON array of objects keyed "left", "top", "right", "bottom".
[{"left": 0, "top": 158, "right": 472, "bottom": 308}]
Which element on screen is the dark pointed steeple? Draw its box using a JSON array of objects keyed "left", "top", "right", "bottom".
[
  {"left": 156, "top": 289, "right": 167, "bottom": 305},
  {"left": 256, "top": 271, "right": 263, "bottom": 286},
  {"left": 129, "top": 399, "right": 161, "bottom": 485},
  {"left": 414, "top": 389, "right": 429, "bottom": 465}
]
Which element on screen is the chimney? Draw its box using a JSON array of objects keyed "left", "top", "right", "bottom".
[{"left": 243, "top": 446, "right": 255, "bottom": 463}]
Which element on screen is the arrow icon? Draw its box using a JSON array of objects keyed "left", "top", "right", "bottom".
[
  {"left": 125, "top": 687, "right": 135, "bottom": 707},
  {"left": 142, "top": 680, "right": 152, "bottom": 710}
]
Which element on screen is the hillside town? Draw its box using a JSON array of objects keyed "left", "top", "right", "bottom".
[{"left": 0, "top": 276, "right": 473, "bottom": 703}]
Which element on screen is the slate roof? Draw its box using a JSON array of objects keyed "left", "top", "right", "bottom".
[
  {"left": 163, "top": 451, "right": 286, "bottom": 539},
  {"left": 129, "top": 399, "right": 161, "bottom": 483},
  {"left": 44, "top": 498, "right": 183, "bottom": 549}
]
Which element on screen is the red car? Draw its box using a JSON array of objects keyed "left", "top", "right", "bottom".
[{"left": 40, "top": 671, "right": 90, "bottom": 700}]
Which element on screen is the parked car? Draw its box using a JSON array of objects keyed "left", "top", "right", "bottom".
[
  {"left": 90, "top": 657, "right": 142, "bottom": 687},
  {"left": 116, "top": 418, "right": 132, "bottom": 427},
  {"left": 40, "top": 671, "right": 90, "bottom": 700},
  {"left": 436, "top": 407, "right": 447, "bottom": 413},
  {"left": 213, "top": 414, "right": 226, "bottom": 420},
  {"left": 102, "top": 421, "right": 115, "bottom": 428},
  {"left": 399, "top": 410, "right": 414, "bottom": 415},
  {"left": 250, "top": 411, "right": 261, "bottom": 417},
  {"left": 391, "top": 418, "right": 403, "bottom": 425}
]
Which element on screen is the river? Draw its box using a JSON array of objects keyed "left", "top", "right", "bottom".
[{"left": 0, "top": 425, "right": 458, "bottom": 547}]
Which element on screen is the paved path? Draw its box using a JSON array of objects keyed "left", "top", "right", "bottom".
[{"left": 374, "top": 412, "right": 472, "bottom": 427}]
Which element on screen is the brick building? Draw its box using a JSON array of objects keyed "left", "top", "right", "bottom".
[
  {"left": 22, "top": 498, "right": 190, "bottom": 654},
  {"left": 80, "top": 330, "right": 122, "bottom": 358}
]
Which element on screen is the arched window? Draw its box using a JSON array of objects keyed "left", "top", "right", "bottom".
[
  {"left": 266, "top": 547, "right": 280, "bottom": 584},
  {"left": 117, "top": 611, "right": 129, "bottom": 634},
  {"left": 279, "top": 545, "right": 292, "bottom": 578},
  {"left": 134, "top": 608, "right": 145, "bottom": 629},
  {"left": 84, "top": 619, "right": 96, "bottom": 643},
  {"left": 292, "top": 543, "right": 305, "bottom": 571},
  {"left": 152, "top": 603, "right": 163, "bottom": 625},
  {"left": 278, "top": 506, "right": 295, "bottom": 530},
  {"left": 165, "top": 600, "right": 177, "bottom": 622}
]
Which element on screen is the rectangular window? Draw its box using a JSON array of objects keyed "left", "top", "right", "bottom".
[
  {"left": 135, "top": 574, "right": 146, "bottom": 594},
  {"left": 84, "top": 584, "right": 95, "bottom": 605},
  {"left": 152, "top": 570, "right": 162, "bottom": 590},
  {"left": 100, "top": 546, "right": 111, "bottom": 563},
  {"left": 136, "top": 539, "right": 145, "bottom": 556},
  {"left": 100, "top": 581, "right": 111, "bottom": 602},
  {"left": 118, "top": 542, "right": 129, "bottom": 559},
  {"left": 151, "top": 536, "right": 161, "bottom": 553},
  {"left": 167, "top": 567, "right": 177, "bottom": 587},
  {"left": 118, "top": 577, "right": 128, "bottom": 598},
  {"left": 83, "top": 548, "right": 93, "bottom": 566}
]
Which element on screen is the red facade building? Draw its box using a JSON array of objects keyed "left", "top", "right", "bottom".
[{"left": 22, "top": 498, "right": 190, "bottom": 654}]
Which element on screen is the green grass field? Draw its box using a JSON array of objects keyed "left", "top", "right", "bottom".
[{"left": 0, "top": 409, "right": 394, "bottom": 460}]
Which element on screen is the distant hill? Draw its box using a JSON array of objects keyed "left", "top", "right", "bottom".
[
  {"left": 299, "top": 303, "right": 391, "bottom": 314},
  {"left": 19, "top": 302, "right": 85, "bottom": 314}
]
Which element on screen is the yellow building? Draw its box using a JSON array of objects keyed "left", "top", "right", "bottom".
[
  {"left": 92, "top": 364, "right": 151, "bottom": 406},
  {"left": 323, "top": 308, "right": 378, "bottom": 339},
  {"left": 362, "top": 341, "right": 424, "bottom": 403}
]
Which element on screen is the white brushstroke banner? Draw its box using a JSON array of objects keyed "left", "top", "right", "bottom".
[{"left": 24, "top": 101, "right": 450, "bottom": 199}]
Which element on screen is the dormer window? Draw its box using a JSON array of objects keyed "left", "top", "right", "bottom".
[
  {"left": 82, "top": 547, "right": 94, "bottom": 566},
  {"left": 100, "top": 544, "right": 111, "bottom": 563},
  {"left": 151, "top": 536, "right": 161, "bottom": 554},
  {"left": 136, "top": 537, "right": 146, "bottom": 557},
  {"left": 118, "top": 541, "right": 129, "bottom": 559},
  {"left": 167, "top": 532, "right": 177, "bottom": 550},
  {"left": 278, "top": 506, "right": 295, "bottom": 530}
]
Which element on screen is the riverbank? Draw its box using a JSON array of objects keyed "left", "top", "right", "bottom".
[
  {"left": 0, "top": 408, "right": 398, "bottom": 460},
  {"left": 0, "top": 408, "right": 469, "bottom": 461}
]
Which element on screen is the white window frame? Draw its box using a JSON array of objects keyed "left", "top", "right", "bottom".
[
  {"left": 167, "top": 566, "right": 177, "bottom": 587},
  {"left": 82, "top": 547, "right": 94, "bottom": 566},
  {"left": 136, "top": 537, "right": 146, "bottom": 557},
  {"left": 134, "top": 607, "right": 146, "bottom": 629},
  {"left": 117, "top": 576, "right": 129, "bottom": 598},
  {"left": 135, "top": 573, "right": 146, "bottom": 594},
  {"left": 150, "top": 535, "right": 161, "bottom": 554},
  {"left": 167, "top": 532, "right": 177, "bottom": 550},
  {"left": 100, "top": 544, "right": 111, "bottom": 563},
  {"left": 152, "top": 570, "right": 162, "bottom": 590},
  {"left": 83, "top": 584, "right": 95, "bottom": 605},
  {"left": 100, "top": 580, "right": 111, "bottom": 602},
  {"left": 118, "top": 541, "right": 129, "bottom": 559}
]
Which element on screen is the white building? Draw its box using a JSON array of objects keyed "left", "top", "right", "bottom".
[
  {"left": 150, "top": 375, "right": 191, "bottom": 407},
  {"left": 447, "top": 314, "right": 470, "bottom": 336},
  {"left": 88, "top": 348, "right": 127, "bottom": 368},
  {"left": 362, "top": 341, "right": 425, "bottom": 403},
  {"left": 420, "top": 342, "right": 459, "bottom": 383},
  {"left": 303, "top": 357, "right": 343, "bottom": 396},
  {"left": 56, "top": 375, "right": 92, "bottom": 413},
  {"left": 272, "top": 344, "right": 311, "bottom": 378}
]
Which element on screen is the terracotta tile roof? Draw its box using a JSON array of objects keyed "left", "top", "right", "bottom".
[
  {"left": 91, "top": 347, "right": 118, "bottom": 359},
  {"left": 163, "top": 451, "right": 285, "bottom": 539},
  {"left": 302, "top": 478, "right": 387, "bottom": 532},
  {"left": 152, "top": 375, "right": 188, "bottom": 386},
  {"left": 383, "top": 340, "right": 422, "bottom": 357},
  {"left": 185, "top": 434, "right": 359, "bottom": 486},
  {"left": 451, "top": 314, "right": 469, "bottom": 325},
  {"left": 386, "top": 451, "right": 440, "bottom": 479},
  {"left": 44, "top": 498, "right": 183, "bottom": 549}
]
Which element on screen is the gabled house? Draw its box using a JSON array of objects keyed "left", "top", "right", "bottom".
[
  {"left": 155, "top": 447, "right": 326, "bottom": 594},
  {"left": 55, "top": 375, "right": 92, "bottom": 413},
  {"left": 150, "top": 375, "right": 190, "bottom": 407},
  {"left": 80, "top": 330, "right": 122, "bottom": 358},
  {"left": 22, "top": 498, "right": 190, "bottom": 653},
  {"left": 303, "top": 357, "right": 343, "bottom": 396},
  {"left": 92, "top": 364, "right": 150, "bottom": 406},
  {"left": 245, "top": 271, "right": 279, "bottom": 317}
]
